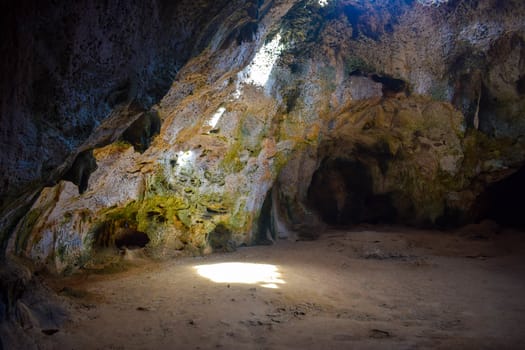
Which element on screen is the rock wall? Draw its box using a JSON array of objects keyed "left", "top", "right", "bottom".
[
  {"left": 3, "top": 0, "right": 525, "bottom": 273},
  {"left": 0, "top": 0, "right": 269, "bottom": 254}
]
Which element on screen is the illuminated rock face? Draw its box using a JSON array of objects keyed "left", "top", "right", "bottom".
[
  {"left": 0, "top": 0, "right": 263, "bottom": 253},
  {"left": 3, "top": 0, "right": 525, "bottom": 272}
]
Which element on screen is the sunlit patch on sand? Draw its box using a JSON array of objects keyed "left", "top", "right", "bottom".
[{"left": 194, "top": 262, "right": 285, "bottom": 289}]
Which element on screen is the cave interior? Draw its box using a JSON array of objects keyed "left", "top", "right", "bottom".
[{"left": 1, "top": 0, "right": 525, "bottom": 349}]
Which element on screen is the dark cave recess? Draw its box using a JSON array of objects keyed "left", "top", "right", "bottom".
[
  {"left": 474, "top": 165, "right": 525, "bottom": 229},
  {"left": 114, "top": 230, "right": 150, "bottom": 250},
  {"left": 307, "top": 158, "right": 525, "bottom": 230},
  {"left": 307, "top": 158, "right": 397, "bottom": 227},
  {"left": 95, "top": 220, "right": 150, "bottom": 250}
]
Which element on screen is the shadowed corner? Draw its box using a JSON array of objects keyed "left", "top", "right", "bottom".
[{"left": 194, "top": 262, "right": 285, "bottom": 289}]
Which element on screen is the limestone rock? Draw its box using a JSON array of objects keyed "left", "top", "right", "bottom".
[{"left": 3, "top": 0, "right": 525, "bottom": 273}]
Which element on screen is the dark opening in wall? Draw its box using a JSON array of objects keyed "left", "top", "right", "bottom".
[
  {"left": 517, "top": 76, "right": 525, "bottom": 95},
  {"left": 95, "top": 219, "right": 150, "bottom": 250},
  {"left": 370, "top": 74, "right": 407, "bottom": 96},
  {"left": 256, "top": 188, "right": 275, "bottom": 244},
  {"left": 307, "top": 159, "right": 397, "bottom": 226},
  {"left": 475, "top": 165, "right": 525, "bottom": 229},
  {"left": 114, "top": 230, "right": 150, "bottom": 250},
  {"left": 208, "top": 223, "right": 235, "bottom": 252},
  {"left": 62, "top": 149, "right": 98, "bottom": 194},
  {"left": 122, "top": 111, "right": 161, "bottom": 153}
]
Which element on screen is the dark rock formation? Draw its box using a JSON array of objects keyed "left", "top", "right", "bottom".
[
  {"left": 62, "top": 149, "right": 98, "bottom": 194},
  {"left": 121, "top": 111, "right": 161, "bottom": 153}
]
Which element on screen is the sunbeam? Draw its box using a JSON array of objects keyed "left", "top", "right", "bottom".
[{"left": 194, "top": 262, "right": 285, "bottom": 289}]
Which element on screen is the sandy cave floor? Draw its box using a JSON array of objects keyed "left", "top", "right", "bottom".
[{"left": 29, "top": 226, "right": 525, "bottom": 349}]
